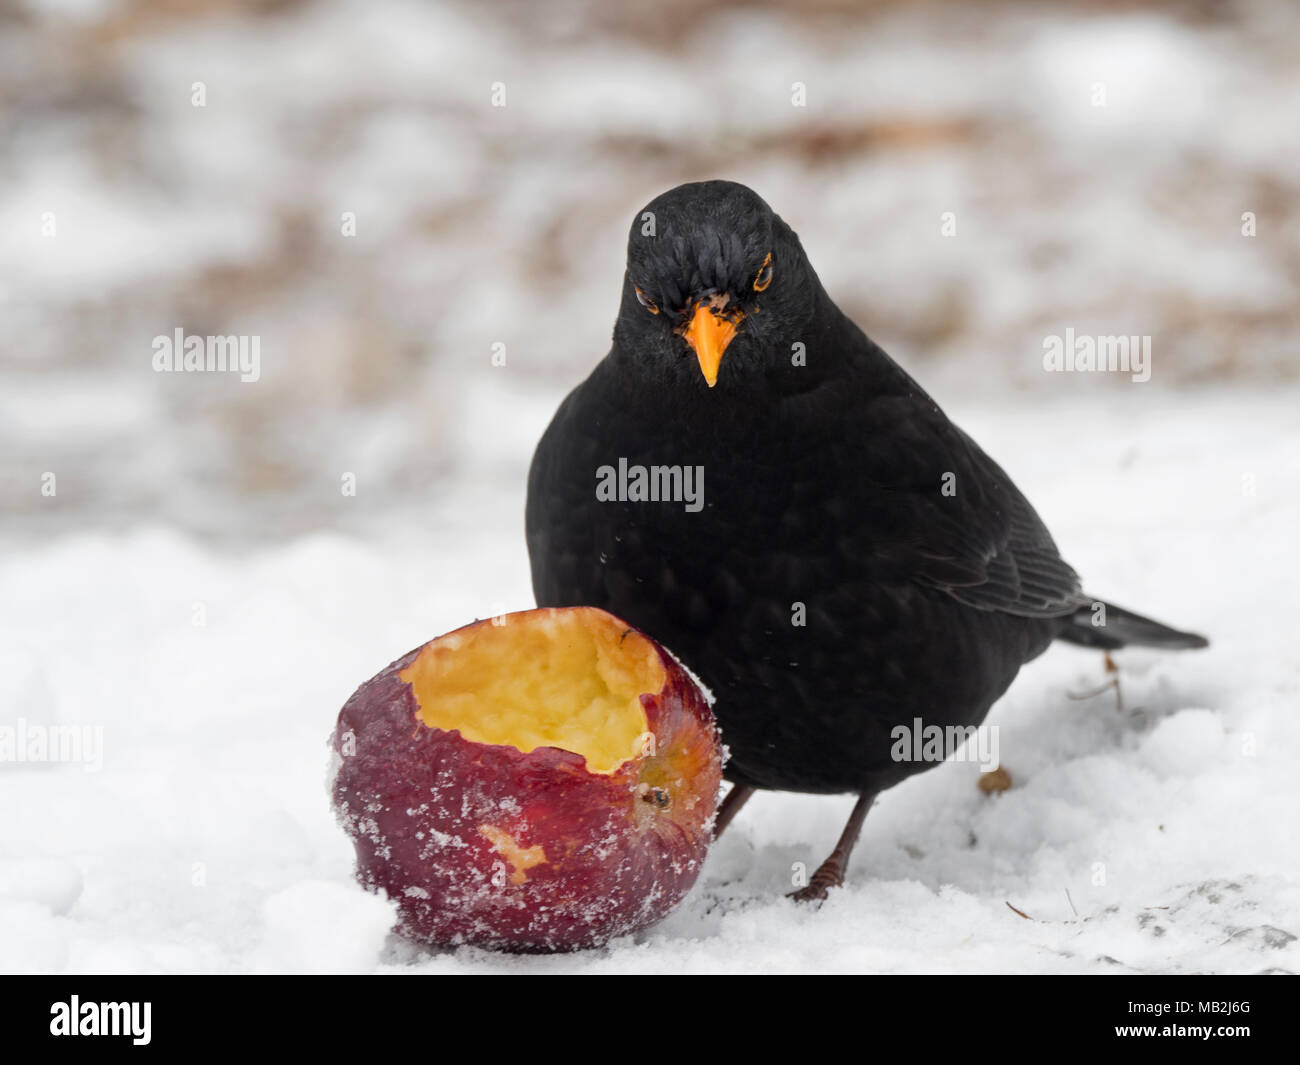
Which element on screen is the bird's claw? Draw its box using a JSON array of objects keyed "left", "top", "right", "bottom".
[{"left": 787, "top": 870, "right": 842, "bottom": 904}]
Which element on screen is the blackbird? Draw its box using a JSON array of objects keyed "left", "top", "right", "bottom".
[{"left": 525, "top": 180, "right": 1207, "bottom": 902}]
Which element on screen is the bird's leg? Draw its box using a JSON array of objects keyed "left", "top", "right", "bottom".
[
  {"left": 712, "top": 783, "right": 754, "bottom": 840},
  {"left": 788, "top": 793, "right": 875, "bottom": 904}
]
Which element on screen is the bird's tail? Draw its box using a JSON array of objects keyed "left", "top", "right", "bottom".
[{"left": 1057, "top": 599, "right": 1209, "bottom": 651}]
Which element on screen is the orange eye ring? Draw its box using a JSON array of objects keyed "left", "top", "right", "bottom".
[
  {"left": 753, "top": 253, "right": 773, "bottom": 292},
  {"left": 634, "top": 286, "right": 659, "bottom": 314}
]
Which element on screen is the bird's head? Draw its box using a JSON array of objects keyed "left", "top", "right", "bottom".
[{"left": 616, "top": 180, "right": 818, "bottom": 390}]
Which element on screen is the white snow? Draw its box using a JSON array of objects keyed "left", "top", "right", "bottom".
[
  {"left": 2, "top": 384, "right": 1296, "bottom": 974},
  {"left": 251, "top": 881, "right": 395, "bottom": 975},
  {"left": 3, "top": 0, "right": 1298, "bottom": 974}
]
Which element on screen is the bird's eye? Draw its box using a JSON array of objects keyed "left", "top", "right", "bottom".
[
  {"left": 634, "top": 286, "right": 659, "bottom": 314},
  {"left": 753, "top": 253, "right": 774, "bottom": 293}
]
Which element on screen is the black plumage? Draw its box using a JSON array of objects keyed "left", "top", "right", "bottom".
[{"left": 525, "top": 180, "right": 1206, "bottom": 897}]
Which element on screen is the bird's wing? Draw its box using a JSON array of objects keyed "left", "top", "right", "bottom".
[
  {"left": 852, "top": 393, "right": 1085, "bottom": 619},
  {"left": 526, "top": 375, "right": 623, "bottom": 610}
]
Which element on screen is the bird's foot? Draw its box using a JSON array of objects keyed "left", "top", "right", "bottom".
[
  {"left": 787, "top": 866, "right": 844, "bottom": 904},
  {"left": 785, "top": 793, "right": 875, "bottom": 905}
]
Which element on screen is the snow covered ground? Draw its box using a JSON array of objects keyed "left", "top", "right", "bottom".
[
  {"left": 3, "top": 382, "right": 1297, "bottom": 974},
  {"left": 4, "top": 0, "right": 1298, "bottom": 974}
]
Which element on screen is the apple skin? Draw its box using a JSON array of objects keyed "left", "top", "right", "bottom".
[{"left": 330, "top": 608, "right": 723, "bottom": 953}]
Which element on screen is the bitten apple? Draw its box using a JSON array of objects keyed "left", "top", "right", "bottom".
[{"left": 330, "top": 606, "right": 723, "bottom": 952}]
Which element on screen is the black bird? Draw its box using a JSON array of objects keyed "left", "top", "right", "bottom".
[{"left": 525, "top": 180, "right": 1207, "bottom": 901}]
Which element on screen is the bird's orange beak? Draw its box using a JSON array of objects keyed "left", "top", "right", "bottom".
[{"left": 682, "top": 302, "right": 740, "bottom": 388}]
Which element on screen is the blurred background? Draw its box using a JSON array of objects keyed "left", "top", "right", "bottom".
[
  {"left": 3, "top": 0, "right": 1298, "bottom": 547},
  {"left": 3, "top": 0, "right": 1300, "bottom": 975}
]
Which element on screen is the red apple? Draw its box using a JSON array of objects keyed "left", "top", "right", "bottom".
[{"left": 330, "top": 606, "right": 723, "bottom": 952}]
